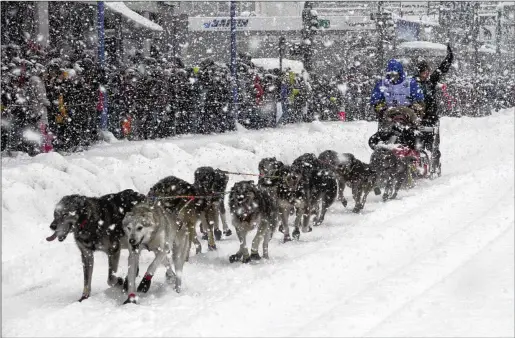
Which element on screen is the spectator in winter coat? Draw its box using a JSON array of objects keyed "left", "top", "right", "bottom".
[
  {"left": 415, "top": 44, "right": 454, "bottom": 175},
  {"left": 370, "top": 59, "right": 425, "bottom": 130}
]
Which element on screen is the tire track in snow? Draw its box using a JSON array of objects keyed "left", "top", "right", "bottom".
[
  {"left": 362, "top": 225, "right": 514, "bottom": 338},
  {"left": 289, "top": 178, "right": 513, "bottom": 337}
]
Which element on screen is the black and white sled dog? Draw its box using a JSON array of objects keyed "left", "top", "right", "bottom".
[
  {"left": 318, "top": 150, "right": 375, "bottom": 212},
  {"left": 46, "top": 189, "right": 146, "bottom": 302},
  {"left": 318, "top": 150, "right": 376, "bottom": 213},
  {"left": 277, "top": 153, "right": 337, "bottom": 242},
  {"left": 258, "top": 157, "right": 287, "bottom": 191},
  {"left": 318, "top": 150, "right": 349, "bottom": 207},
  {"left": 122, "top": 175, "right": 201, "bottom": 304},
  {"left": 193, "top": 166, "right": 232, "bottom": 251},
  {"left": 257, "top": 157, "right": 288, "bottom": 210},
  {"left": 369, "top": 147, "right": 413, "bottom": 201},
  {"left": 228, "top": 180, "right": 276, "bottom": 263}
]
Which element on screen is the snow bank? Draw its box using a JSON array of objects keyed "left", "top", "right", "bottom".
[{"left": 2, "top": 109, "right": 514, "bottom": 337}]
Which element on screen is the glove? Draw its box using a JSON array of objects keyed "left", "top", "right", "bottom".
[
  {"left": 374, "top": 102, "right": 386, "bottom": 113},
  {"left": 412, "top": 103, "right": 424, "bottom": 112}
]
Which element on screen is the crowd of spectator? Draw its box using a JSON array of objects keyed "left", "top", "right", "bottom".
[{"left": 1, "top": 43, "right": 513, "bottom": 157}]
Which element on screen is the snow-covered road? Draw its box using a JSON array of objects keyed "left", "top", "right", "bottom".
[{"left": 2, "top": 109, "right": 513, "bottom": 337}]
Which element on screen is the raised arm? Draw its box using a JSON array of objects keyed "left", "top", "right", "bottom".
[{"left": 429, "top": 44, "right": 454, "bottom": 84}]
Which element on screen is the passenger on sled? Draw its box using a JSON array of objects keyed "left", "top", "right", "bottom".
[{"left": 368, "top": 59, "right": 425, "bottom": 150}]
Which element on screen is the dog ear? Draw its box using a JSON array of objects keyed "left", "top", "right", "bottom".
[
  {"left": 72, "top": 195, "right": 87, "bottom": 209},
  {"left": 145, "top": 211, "right": 155, "bottom": 224},
  {"left": 74, "top": 196, "right": 89, "bottom": 224}
]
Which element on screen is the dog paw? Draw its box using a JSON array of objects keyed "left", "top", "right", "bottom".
[
  {"left": 208, "top": 243, "right": 217, "bottom": 251},
  {"left": 123, "top": 293, "right": 138, "bottom": 305},
  {"left": 250, "top": 252, "right": 261, "bottom": 261},
  {"left": 292, "top": 229, "right": 300, "bottom": 240},
  {"left": 174, "top": 285, "right": 182, "bottom": 293},
  {"left": 382, "top": 194, "right": 389, "bottom": 202},
  {"left": 78, "top": 294, "right": 89, "bottom": 302},
  {"left": 165, "top": 272, "right": 176, "bottom": 284},
  {"left": 352, "top": 207, "right": 362, "bottom": 213},
  {"left": 263, "top": 253, "right": 270, "bottom": 259},
  {"left": 229, "top": 254, "right": 241, "bottom": 263},
  {"left": 108, "top": 275, "right": 123, "bottom": 287},
  {"left": 223, "top": 229, "right": 232, "bottom": 237},
  {"left": 283, "top": 235, "right": 292, "bottom": 243},
  {"left": 137, "top": 274, "right": 152, "bottom": 293},
  {"left": 195, "top": 245, "right": 202, "bottom": 254},
  {"left": 242, "top": 256, "right": 251, "bottom": 264},
  {"left": 214, "top": 229, "right": 222, "bottom": 241},
  {"left": 342, "top": 199, "right": 348, "bottom": 208}
]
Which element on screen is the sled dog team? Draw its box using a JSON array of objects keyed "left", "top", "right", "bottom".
[{"left": 47, "top": 148, "right": 416, "bottom": 305}]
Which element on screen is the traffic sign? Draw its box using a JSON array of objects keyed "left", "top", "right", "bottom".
[{"left": 318, "top": 19, "right": 330, "bottom": 28}]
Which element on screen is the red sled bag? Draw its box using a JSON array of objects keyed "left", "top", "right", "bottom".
[{"left": 391, "top": 145, "right": 429, "bottom": 177}]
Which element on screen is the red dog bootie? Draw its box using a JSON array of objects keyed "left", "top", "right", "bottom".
[
  {"left": 137, "top": 273, "right": 153, "bottom": 293},
  {"left": 123, "top": 293, "right": 138, "bottom": 305}
]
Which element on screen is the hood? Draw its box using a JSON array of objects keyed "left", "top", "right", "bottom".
[{"left": 385, "top": 59, "right": 405, "bottom": 84}]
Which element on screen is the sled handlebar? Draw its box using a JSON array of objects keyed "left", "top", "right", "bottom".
[{"left": 417, "top": 126, "right": 438, "bottom": 133}]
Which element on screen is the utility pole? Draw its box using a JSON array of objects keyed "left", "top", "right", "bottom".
[
  {"left": 378, "top": 1, "right": 384, "bottom": 74},
  {"left": 230, "top": 0, "right": 238, "bottom": 130},
  {"left": 472, "top": 3, "right": 480, "bottom": 78},
  {"left": 279, "top": 36, "right": 286, "bottom": 74},
  {"left": 372, "top": 2, "right": 391, "bottom": 74},
  {"left": 496, "top": 5, "right": 502, "bottom": 58},
  {"left": 97, "top": 1, "right": 108, "bottom": 131},
  {"left": 472, "top": 2, "right": 481, "bottom": 116},
  {"left": 278, "top": 36, "right": 286, "bottom": 125},
  {"left": 301, "top": 1, "right": 318, "bottom": 73}
]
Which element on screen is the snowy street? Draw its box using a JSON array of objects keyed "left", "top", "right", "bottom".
[{"left": 2, "top": 109, "right": 514, "bottom": 337}]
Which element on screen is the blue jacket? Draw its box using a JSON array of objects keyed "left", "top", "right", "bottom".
[{"left": 370, "top": 59, "right": 424, "bottom": 107}]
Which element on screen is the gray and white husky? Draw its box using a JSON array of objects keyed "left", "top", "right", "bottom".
[
  {"left": 122, "top": 175, "right": 201, "bottom": 305},
  {"left": 122, "top": 199, "right": 194, "bottom": 304}
]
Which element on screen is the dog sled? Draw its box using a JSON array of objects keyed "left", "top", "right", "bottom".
[{"left": 372, "top": 107, "right": 441, "bottom": 183}]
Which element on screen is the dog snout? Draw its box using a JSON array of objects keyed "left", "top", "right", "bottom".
[
  {"left": 50, "top": 221, "right": 58, "bottom": 230},
  {"left": 129, "top": 238, "right": 136, "bottom": 245}
]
